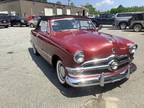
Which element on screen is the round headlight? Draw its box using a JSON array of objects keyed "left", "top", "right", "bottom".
[
  {"left": 129, "top": 44, "right": 138, "bottom": 54},
  {"left": 73, "top": 51, "right": 85, "bottom": 64}
]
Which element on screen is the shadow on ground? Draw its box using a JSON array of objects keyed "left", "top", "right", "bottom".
[{"left": 28, "top": 48, "right": 137, "bottom": 98}]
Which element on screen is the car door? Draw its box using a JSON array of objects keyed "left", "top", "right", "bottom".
[
  {"left": 36, "top": 19, "right": 52, "bottom": 63},
  {"left": 142, "top": 14, "right": 144, "bottom": 26},
  {"left": 10, "top": 16, "right": 18, "bottom": 25},
  {"left": 99, "top": 14, "right": 106, "bottom": 25},
  {"left": 106, "top": 14, "right": 114, "bottom": 25}
]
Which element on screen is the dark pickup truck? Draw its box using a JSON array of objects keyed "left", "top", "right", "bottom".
[
  {"left": 91, "top": 14, "right": 115, "bottom": 26},
  {"left": 0, "top": 14, "right": 10, "bottom": 28}
]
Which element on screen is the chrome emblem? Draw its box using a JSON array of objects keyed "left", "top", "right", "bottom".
[{"left": 108, "top": 60, "right": 119, "bottom": 71}]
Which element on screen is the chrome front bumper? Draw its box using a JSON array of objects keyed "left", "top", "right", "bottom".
[{"left": 65, "top": 64, "right": 131, "bottom": 87}]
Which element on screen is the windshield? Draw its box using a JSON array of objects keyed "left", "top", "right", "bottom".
[{"left": 52, "top": 18, "right": 96, "bottom": 32}]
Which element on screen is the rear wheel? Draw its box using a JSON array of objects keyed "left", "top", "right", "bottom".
[
  {"left": 119, "top": 22, "right": 127, "bottom": 30},
  {"left": 133, "top": 24, "right": 142, "bottom": 32},
  {"left": 56, "top": 60, "right": 68, "bottom": 87},
  {"left": 18, "top": 22, "right": 22, "bottom": 27},
  {"left": 4, "top": 25, "right": 9, "bottom": 28}
]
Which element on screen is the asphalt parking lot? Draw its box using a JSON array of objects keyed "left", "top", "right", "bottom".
[{"left": 0, "top": 27, "right": 144, "bottom": 108}]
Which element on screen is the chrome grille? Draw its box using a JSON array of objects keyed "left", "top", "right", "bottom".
[{"left": 81, "top": 54, "right": 130, "bottom": 71}]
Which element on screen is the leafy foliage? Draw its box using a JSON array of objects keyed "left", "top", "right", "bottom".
[
  {"left": 109, "top": 5, "right": 144, "bottom": 14},
  {"left": 85, "top": 4, "right": 100, "bottom": 15}
]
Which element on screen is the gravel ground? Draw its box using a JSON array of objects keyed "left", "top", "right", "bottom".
[{"left": 0, "top": 27, "right": 144, "bottom": 108}]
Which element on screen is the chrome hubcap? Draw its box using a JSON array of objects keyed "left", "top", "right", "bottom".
[
  {"left": 120, "top": 24, "right": 126, "bottom": 29},
  {"left": 134, "top": 25, "right": 141, "bottom": 32},
  {"left": 57, "top": 61, "right": 66, "bottom": 84}
]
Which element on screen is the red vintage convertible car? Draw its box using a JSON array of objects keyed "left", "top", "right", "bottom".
[{"left": 31, "top": 15, "right": 137, "bottom": 87}]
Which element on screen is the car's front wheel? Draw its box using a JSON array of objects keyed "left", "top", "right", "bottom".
[
  {"left": 133, "top": 24, "right": 142, "bottom": 32},
  {"left": 30, "top": 23, "right": 35, "bottom": 28},
  {"left": 119, "top": 22, "right": 127, "bottom": 30},
  {"left": 56, "top": 60, "right": 68, "bottom": 87}
]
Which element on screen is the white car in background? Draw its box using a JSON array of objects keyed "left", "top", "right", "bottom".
[{"left": 28, "top": 16, "right": 40, "bottom": 28}]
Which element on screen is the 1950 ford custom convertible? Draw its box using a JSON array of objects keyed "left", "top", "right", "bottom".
[{"left": 31, "top": 15, "right": 137, "bottom": 87}]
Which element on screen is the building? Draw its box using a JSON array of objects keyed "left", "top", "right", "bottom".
[{"left": 0, "top": 0, "right": 88, "bottom": 17}]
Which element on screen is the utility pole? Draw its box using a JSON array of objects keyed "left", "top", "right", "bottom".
[{"left": 68, "top": 0, "right": 70, "bottom": 6}]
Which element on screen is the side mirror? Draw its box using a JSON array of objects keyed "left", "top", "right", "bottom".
[{"left": 96, "top": 25, "right": 102, "bottom": 31}]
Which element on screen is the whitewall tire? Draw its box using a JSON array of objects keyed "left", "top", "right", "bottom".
[{"left": 56, "top": 60, "right": 68, "bottom": 86}]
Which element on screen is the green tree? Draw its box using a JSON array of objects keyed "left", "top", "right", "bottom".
[
  {"left": 110, "top": 5, "right": 144, "bottom": 14},
  {"left": 85, "top": 4, "right": 99, "bottom": 15}
]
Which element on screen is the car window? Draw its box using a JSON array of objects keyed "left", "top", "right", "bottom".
[
  {"left": 16, "top": 16, "right": 21, "bottom": 20},
  {"left": 39, "top": 20, "right": 49, "bottom": 32},
  {"left": 10, "top": 16, "right": 16, "bottom": 20},
  {"left": 52, "top": 18, "right": 95, "bottom": 32},
  {"left": 0, "top": 14, "right": 9, "bottom": 19},
  {"left": 80, "top": 20, "right": 94, "bottom": 29},
  {"left": 117, "top": 13, "right": 132, "bottom": 17},
  {"left": 107, "top": 14, "right": 113, "bottom": 18},
  {"left": 133, "top": 14, "right": 144, "bottom": 20},
  {"left": 100, "top": 14, "right": 106, "bottom": 18}
]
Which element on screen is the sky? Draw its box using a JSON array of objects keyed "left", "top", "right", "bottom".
[{"left": 48, "top": 0, "right": 144, "bottom": 11}]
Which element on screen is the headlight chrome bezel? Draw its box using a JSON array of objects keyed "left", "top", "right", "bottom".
[
  {"left": 129, "top": 44, "right": 138, "bottom": 54},
  {"left": 73, "top": 51, "right": 85, "bottom": 64}
]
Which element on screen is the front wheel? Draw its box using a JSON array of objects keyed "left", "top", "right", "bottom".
[
  {"left": 119, "top": 23, "right": 127, "bottom": 30},
  {"left": 56, "top": 60, "right": 68, "bottom": 87},
  {"left": 29, "top": 23, "right": 35, "bottom": 28},
  {"left": 133, "top": 24, "right": 142, "bottom": 32}
]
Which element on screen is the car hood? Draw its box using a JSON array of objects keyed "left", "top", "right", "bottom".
[{"left": 52, "top": 30, "right": 133, "bottom": 60}]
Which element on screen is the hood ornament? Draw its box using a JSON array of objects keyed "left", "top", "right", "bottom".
[{"left": 112, "top": 48, "right": 117, "bottom": 54}]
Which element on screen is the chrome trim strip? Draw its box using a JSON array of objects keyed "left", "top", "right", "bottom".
[
  {"left": 66, "top": 66, "right": 129, "bottom": 87},
  {"left": 37, "top": 47, "right": 52, "bottom": 59},
  {"left": 81, "top": 54, "right": 128, "bottom": 67},
  {"left": 66, "top": 64, "right": 109, "bottom": 73},
  {"left": 81, "top": 54, "right": 115, "bottom": 66},
  {"left": 66, "top": 54, "right": 130, "bottom": 73}
]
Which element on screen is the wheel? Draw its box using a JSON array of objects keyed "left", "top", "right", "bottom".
[
  {"left": 26, "top": 24, "right": 29, "bottom": 27},
  {"left": 119, "top": 23, "right": 127, "bottom": 30},
  {"left": 29, "top": 23, "right": 35, "bottom": 28},
  {"left": 133, "top": 24, "right": 142, "bottom": 32},
  {"left": 32, "top": 44, "right": 39, "bottom": 55},
  {"left": 56, "top": 60, "right": 69, "bottom": 87},
  {"left": 18, "top": 22, "right": 22, "bottom": 27},
  {"left": 4, "top": 25, "right": 9, "bottom": 28}
]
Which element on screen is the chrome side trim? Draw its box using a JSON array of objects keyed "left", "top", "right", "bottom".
[{"left": 37, "top": 47, "right": 52, "bottom": 59}]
